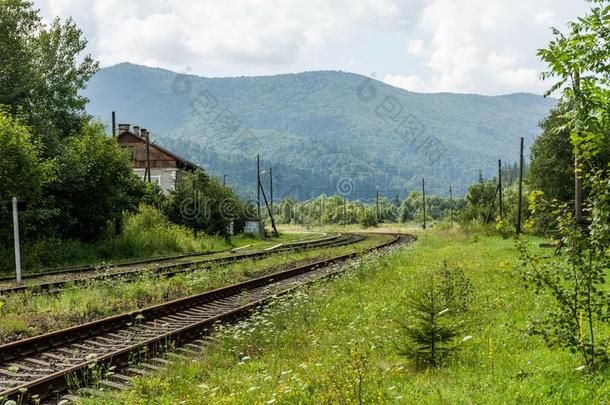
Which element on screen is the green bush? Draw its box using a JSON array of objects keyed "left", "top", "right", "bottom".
[
  {"left": 167, "top": 171, "right": 246, "bottom": 238},
  {"left": 100, "top": 205, "right": 225, "bottom": 258},
  {"left": 357, "top": 208, "right": 377, "bottom": 228},
  {"left": 0, "top": 205, "right": 227, "bottom": 275}
]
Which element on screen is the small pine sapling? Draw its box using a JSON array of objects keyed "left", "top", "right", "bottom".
[{"left": 397, "top": 274, "right": 464, "bottom": 367}]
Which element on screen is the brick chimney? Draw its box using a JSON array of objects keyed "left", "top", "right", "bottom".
[
  {"left": 118, "top": 124, "right": 131, "bottom": 133},
  {"left": 133, "top": 125, "right": 140, "bottom": 136}
]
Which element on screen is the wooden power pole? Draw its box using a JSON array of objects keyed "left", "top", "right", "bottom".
[
  {"left": 498, "top": 159, "right": 503, "bottom": 219},
  {"left": 111, "top": 111, "right": 116, "bottom": 136},
  {"left": 422, "top": 178, "right": 426, "bottom": 230},
  {"left": 269, "top": 167, "right": 273, "bottom": 215},
  {"left": 258, "top": 181, "right": 278, "bottom": 237},
  {"left": 376, "top": 191, "right": 380, "bottom": 225},
  {"left": 517, "top": 137, "right": 524, "bottom": 234},
  {"left": 256, "top": 154, "right": 261, "bottom": 220},
  {"left": 319, "top": 197, "right": 323, "bottom": 227},
  {"left": 143, "top": 129, "right": 151, "bottom": 183},
  {"left": 449, "top": 185, "right": 453, "bottom": 226},
  {"left": 343, "top": 197, "right": 347, "bottom": 227}
]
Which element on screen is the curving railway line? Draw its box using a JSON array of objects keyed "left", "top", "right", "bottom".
[{"left": 0, "top": 234, "right": 412, "bottom": 404}]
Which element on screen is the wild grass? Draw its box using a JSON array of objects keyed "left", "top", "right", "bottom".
[
  {"left": 0, "top": 206, "right": 307, "bottom": 277},
  {"left": 0, "top": 234, "right": 388, "bottom": 343},
  {"left": 82, "top": 228, "right": 609, "bottom": 404}
]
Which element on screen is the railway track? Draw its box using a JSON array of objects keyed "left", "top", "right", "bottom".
[
  {"left": 0, "top": 233, "right": 355, "bottom": 295},
  {"left": 0, "top": 232, "right": 331, "bottom": 284},
  {"left": 0, "top": 234, "right": 410, "bottom": 404}
]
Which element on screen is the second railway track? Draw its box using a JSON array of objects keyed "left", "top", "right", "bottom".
[
  {"left": 0, "top": 233, "right": 358, "bottom": 295},
  {"left": 0, "top": 234, "right": 411, "bottom": 404}
]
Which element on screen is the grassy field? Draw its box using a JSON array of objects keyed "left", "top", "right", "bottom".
[
  {"left": 0, "top": 234, "right": 389, "bottom": 343},
  {"left": 83, "top": 227, "right": 610, "bottom": 404}
]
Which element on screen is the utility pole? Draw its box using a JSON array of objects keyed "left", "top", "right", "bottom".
[
  {"left": 449, "top": 185, "right": 453, "bottom": 226},
  {"left": 143, "top": 129, "right": 152, "bottom": 183},
  {"left": 111, "top": 111, "right": 116, "bottom": 136},
  {"left": 517, "top": 137, "right": 524, "bottom": 234},
  {"left": 223, "top": 174, "right": 226, "bottom": 186},
  {"left": 319, "top": 197, "right": 323, "bottom": 227},
  {"left": 498, "top": 159, "right": 503, "bottom": 220},
  {"left": 258, "top": 182, "right": 278, "bottom": 237},
  {"left": 256, "top": 154, "right": 261, "bottom": 220},
  {"left": 376, "top": 191, "right": 380, "bottom": 225},
  {"left": 343, "top": 197, "right": 347, "bottom": 227},
  {"left": 12, "top": 197, "right": 22, "bottom": 284},
  {"left": 269, "top": 167, "right": 273, "bottom": 215},
  {"left": 422, "top": 178, "right": 426, "bottom": 230}
]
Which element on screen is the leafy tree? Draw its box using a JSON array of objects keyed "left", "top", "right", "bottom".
[
  {"left": 167, "top": 171, "right": 246, "bottom": 238},
  {"left": 139, "top": 182, "right": 168, "bottom": 210},
  {"left": 276, "top": 196, "right": 296, "bottom": 224},
  {"left": 459, "top": 180, "right": 497, "bottom": 223},
  {"left": 0, "top": 0, "right": 39, "bottom": 116},
  {"left": 357, "top": 208, "right": 377, "bottom": 228},
  {"left": 30, "top": 16, "right": 98, "bottom": 144},
  {"left": 0, "top": 109, "right": 55, "bottom": 241},
  {"left": 0, "top": 0, "right": 98, "bottom": 150},
  {"left": 527, "top": 108, "right": 574, "bottom": 202},
  {"left": 520, "top": 0, "right": 610, "bottom": 369},
  {"left": 48, "top": 123, "right": 144, "bottom": 240}
]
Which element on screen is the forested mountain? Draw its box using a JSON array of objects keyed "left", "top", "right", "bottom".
[{"left": 84, "top": 63, "right": 556, "bottom": 200}]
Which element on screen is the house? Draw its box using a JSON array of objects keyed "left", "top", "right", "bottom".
[{"left": 117, "top": 124, "right": 199, "bottom": 194}]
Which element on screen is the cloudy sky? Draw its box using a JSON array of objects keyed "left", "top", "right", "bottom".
[{"left": 34, "top": 0, "right": 588, "bottom": 95}]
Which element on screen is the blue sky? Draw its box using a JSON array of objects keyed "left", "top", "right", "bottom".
[{"left": 34, "top": 0, "right": 588, "bottom": 95}]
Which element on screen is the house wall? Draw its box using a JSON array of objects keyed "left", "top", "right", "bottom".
[
  {"left": 134, "top": 168, "right": 180, "bottom": 195},
  {"left": 118, "top": 131, "right": 198, "bottom": 195},
  {"left": 118, "top": 133, "right": 178, "bottom": 169}
]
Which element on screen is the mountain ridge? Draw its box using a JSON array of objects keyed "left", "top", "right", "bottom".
[{"left": 83, "top": 63, "right": 556, "bottom": 199}]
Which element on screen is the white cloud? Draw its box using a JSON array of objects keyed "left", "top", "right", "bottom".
[
  {"left": 535, "top": 10, "right": 556, "bottom": 24},
  {"left": 407, "top": 39, "right": 424, "bottom": 55},
  {"left": 37, "top": 0, "right": 416, "bottom": 74},
  {"left": 391, "top": 0, "right": 586, "bottom": 94},
  {"left": 34, "top": 0, "right": 587, "bottom": 94},
  {"left": 384, "top": 74, "right": 426, "bottom": 92}
]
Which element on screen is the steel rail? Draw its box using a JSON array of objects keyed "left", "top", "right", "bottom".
[
  {"left": 0, "top": 234, "right": 351, "bottom": 295},
  {"left": 0, "top": 234, "right": 409, "bottom": 403}
]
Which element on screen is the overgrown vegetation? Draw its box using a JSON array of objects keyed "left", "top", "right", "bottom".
[
  {"left": 0, "top": 205, "right": 230, "bottom": 274},
  {"left": 518, "top": 0, "right": 610, "bottom": 370},
  {"left": 83, "top": 229, "right": 610, "bottom": 404},
  {"left": 0, "top": 234, "right": 387, "bottom": 342}
]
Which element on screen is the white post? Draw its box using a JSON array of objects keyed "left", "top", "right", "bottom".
[{"left": 12, "top": 197, "right": 22, "bottom": 284}]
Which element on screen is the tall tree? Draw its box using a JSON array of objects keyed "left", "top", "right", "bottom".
[
  {"left": 48, "top": 123, "right": 145, "bottom": 241},
  {"left": 527, "top": 107, "right": 574, "bottom": 202},
  {"left": 0, "top": 110, "right": 55, "bottom": 242},
  {"left": 0, "top": 0, "right": 98, "bottom": 151},
  {"left": 521, "top": 0, "right": 610, "bottom": 369}
]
